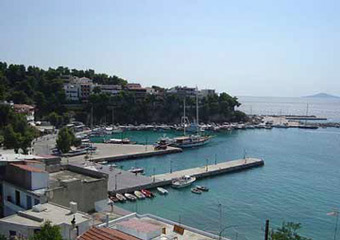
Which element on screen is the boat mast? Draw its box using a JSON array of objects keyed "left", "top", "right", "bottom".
[
  {"left": 196, "top": 86, "right": 199, "bottom": 135},
  {"left": 183, "top": 98, "right": 186, "bottom": 136}
]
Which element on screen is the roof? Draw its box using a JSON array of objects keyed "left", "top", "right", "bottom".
[
  {"left": 0, "top": 203, "right": 91, "bottom": 227},
  {"left": 116, "top": 218, "right": 161, "bottom": 233},
  {"left": 78, "top": 227, "right": 141, "bottom": 240},
  {"left": 10, "top": 163, "right": 46, "bottom": 173}
]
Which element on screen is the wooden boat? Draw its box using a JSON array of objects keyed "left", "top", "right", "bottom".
[
  {"left": 191, "top": 187, "right": 202, "bottom": 194},
  {"left": 196, "top": 185, "right": 209, "bottom": 192},
  {"left": 124, "top": 193, "right": 137, "bottom": 201},
  {"left": 115, "top": 193, "right": 126, "bottom": 202},
  {"left": 141, "top": 189, "right": 154, "bottom": 198},
  {"left": 134, "top": 190, "right": 146, "bottom": 199},
  {"left": 157, "top": 187, "right": 168, "bottom": 195}
]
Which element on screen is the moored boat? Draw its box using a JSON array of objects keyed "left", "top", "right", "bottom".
[
  {"left": 191, "top": 187, "right": 202, "bottom": 194},
  {"left": 116, "top": 193, "right": 126, "bottom": 202},
  {"left": 124, "top": 193, "right": 137, "bottom": 201},
  {"left": 196, "top": 185, "right": 209, "bottom": 191},
  {"left": 157, "top": 187, "right": 168, "bottom": 195},
  {"left": 141, "top": 189, "right": 154, "bottom": 198},
  {"left": 129, "top": 167, "right": 144, "bottom": 174},
  {"left": 134, "top": 190, "right": 146, "bottom": 199},
  {"left": 172, "top": 175, "right": 196, "bottom": 188}
]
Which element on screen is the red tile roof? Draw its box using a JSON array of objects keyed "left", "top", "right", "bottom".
[
  {"left": 10, "top": 163, "right": 46, "bottom": 173},
  {"left": 78, "top": 227, "right": 141, "bottom": 240}
]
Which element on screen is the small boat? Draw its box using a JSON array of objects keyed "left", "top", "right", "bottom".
[
  {"left": 141, "top": 189, "right": 154, "bottom": 198},
  {"left": 191, "top": 187, "right": 202, "bottom": 194},
  {"left": 172, "top": 175, "right": 196, "bottom": 188},
  {"left": 129, "top": 167, "right": 144, "bottom": 174},
  {"left": 124, "top": 193, "right": 137, "bottom": 201},
  {"left": 134, "top": 191, "right": 146, "bottom": 199},
  {"left": 109, "top": 196, "right": 119, "bottom": 202},
  {"left": 104, "top": 138, "right": 132, "bottom": 144},
  {"left": 116, "top": 193, "right": 126, "bottom": 202},
  {"left": 196, "top": 185, "right": 209, "bottom": 192},
  {"left": 157, "top": 187, "right": 168, "bottom": 195}
]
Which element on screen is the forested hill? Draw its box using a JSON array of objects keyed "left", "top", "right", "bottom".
[{"left": 0, "top": 62, "right": 247, "bottom": 125}]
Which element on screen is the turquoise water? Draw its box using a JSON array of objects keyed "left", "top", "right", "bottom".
[{"left": 92, "top": 128, "right": 340, "bottom": 240}]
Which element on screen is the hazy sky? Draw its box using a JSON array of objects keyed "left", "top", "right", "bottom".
[{"left": 1, "top": 0, "right": 340, "bottom": 97}]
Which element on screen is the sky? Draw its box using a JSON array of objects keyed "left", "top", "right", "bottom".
[{"left": 0, "top": 0, "right": 340, "bottom": 97}]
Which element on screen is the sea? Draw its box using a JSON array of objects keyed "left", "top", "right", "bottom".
[{"left": 92, "top": 96, "right": 340, "bottom": 240}]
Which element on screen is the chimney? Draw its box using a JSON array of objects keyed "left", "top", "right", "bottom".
[{"left": 70, "top": 202, "right": 78, "bottom": 214}]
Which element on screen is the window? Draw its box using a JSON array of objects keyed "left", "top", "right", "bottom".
[
  {"left": 34, "top": 199, "right": 40, "bottom": 205},
  {"left": 26, "top": 195, "right": 32, "bottom": 209},
  {"left": 15, "top": 190, "right": 20, "bottom": 206},
  {"left": 9, "top": 230, "right": 16, "bottom": 236}
]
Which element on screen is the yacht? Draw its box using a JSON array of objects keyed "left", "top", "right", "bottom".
[{"left": 172, "top": 175, "right": 196, "bottom": 188}]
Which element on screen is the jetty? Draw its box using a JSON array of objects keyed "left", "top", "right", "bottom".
[
  {"left": 63, "top": 143, "right": 182, "bottom": 164},
  {"left": 155, "top": 158, "right": 264, "bottom": 183},
  {"left": 89, "top": 158, "right": 265, "bottom": 194}
]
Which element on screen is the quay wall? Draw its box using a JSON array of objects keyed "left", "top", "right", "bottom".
[{"left": 90, "top": 148, "right": 182, "bottom": 163}]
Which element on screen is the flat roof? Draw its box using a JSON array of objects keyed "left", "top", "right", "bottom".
[
  {"left": 49, "top": 170, "right": 99, "bottom": 188},
  {"left": 0, "top": 203, "right": 90, "bottom": 227},
  {"left": 106, "top": 214, "right": 223, "bottom": 240}
]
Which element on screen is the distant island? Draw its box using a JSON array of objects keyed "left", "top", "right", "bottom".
[{"left": 304, "top": 93, "right": 340, "bottom": 99}]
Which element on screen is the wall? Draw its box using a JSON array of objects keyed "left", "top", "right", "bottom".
[
  {"left": 49, "top": 178, "right": 107, "bottom": 213},
  {"left": 31, "top": 172, "right": 49, "bottom": 190},
  {"left": 2, "top": 182, "right": 46, "bottom": 217}
]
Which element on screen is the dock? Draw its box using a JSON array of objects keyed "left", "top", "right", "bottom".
[
  {"left": 79, "top": 158, "right": 264, "bottom": 194},
  {"left": 154, "top": 158, "right": 264, "bottom": 183},
  {"left": 63, "top": 143, "right": 182, "bottom": 164}
]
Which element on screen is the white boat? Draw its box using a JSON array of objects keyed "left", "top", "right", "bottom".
[
  {"left": 191, "top": 187, "right": 202, "bottom": 194},
  {"left": 134, "top": 191, "right": 146, "bottom": 199},
  {"left": 129, "top": 167, "right": 144, "bottom": 174},
  {"left": 124, "top": 193, "right": 137, "bottom": 201},
  {"left": 116, "top": 193, "right": 126, "bottom": 202},
  {"left": 172, "top": 175, "right": 196, "bottom": 188},
  {"left": 157, "top": 187, "right": 168, "bottom": 195},
  {"left": 170, "top": 135, "right": 211, "bottom": 148},
  {"left": 104, "top": 138, "right": 131, "bottom": 144}
]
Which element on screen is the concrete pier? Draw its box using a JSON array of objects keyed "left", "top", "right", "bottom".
[
  {"left": 92, "top": 158, "right": 264, "bottom": 194},
  {"left": 64, "top": 143, "right": 182, "bottom": 164},
  {"left": 155, "top": 158, "right": 264, "bottom": 183}
]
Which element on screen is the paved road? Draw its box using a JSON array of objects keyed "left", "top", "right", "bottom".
[{"left": 32, "top": 134, "right": 57, "bottom": 155}]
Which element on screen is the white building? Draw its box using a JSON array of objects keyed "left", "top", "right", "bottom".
[
  {"left": 1, "top": 161, "right": 48, "bottom": 217},
  {"left": 63, "top": 77, "right": 94, "bottom": 101},
  {"left": 64, "top": 83, "right": 80, "bottom": 101},
  {"left": 0, "top": 202, "right": 91, "bottom": 240},
  {"left": 98, "top": 84, "right": 122, "bottom": 96}
]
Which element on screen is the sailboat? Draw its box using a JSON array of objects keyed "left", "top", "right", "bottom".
[
  {"left": 298, "top": 103, "right": 318, "bottom": 129},
  {"left": 167, "top": 88, "right": 212, "bottom": 148}
]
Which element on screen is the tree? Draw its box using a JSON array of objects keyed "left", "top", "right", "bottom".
[
  {"left": 48, "top": 112, "right": 63, "bottom": 128},
  {"left": 3, "top": 125, "right": 20, "bottom": 153},
  {"left": 56, "top": 127, "right": 73, "bottom": 153},
  {"left": 93, "top": 86, "right": 101, "bottom": 94},
  {"left": 0, "top": 234, "right": 7, "bottom": 240},
  {"left": 270, "top": 222, "right": 312, "bottom": 240},
  {"left": 56, "top": 127, "right": 78, "bottom": 153},
  {"left": 29, "top": 221, "right": 63, "bottom": 240}
]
